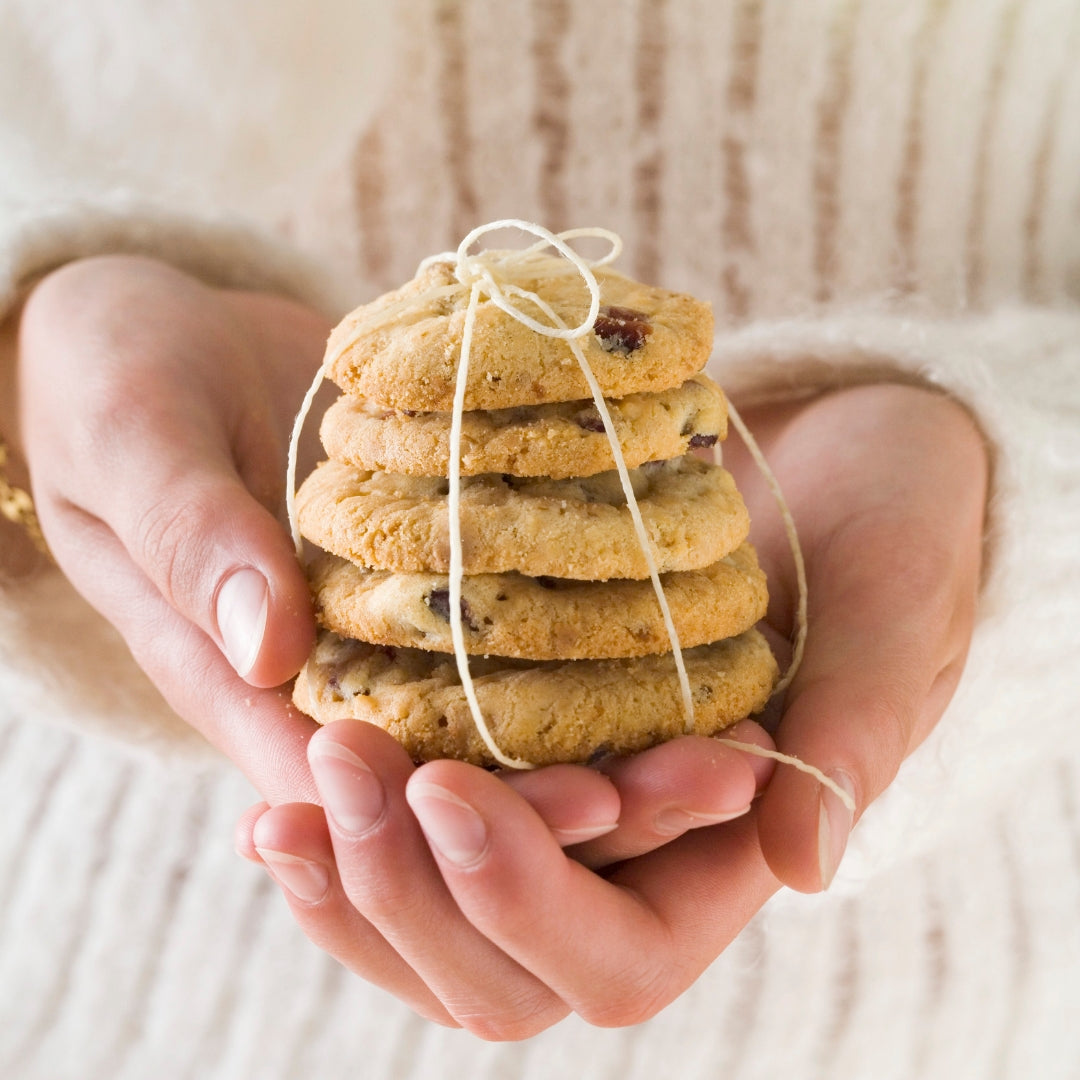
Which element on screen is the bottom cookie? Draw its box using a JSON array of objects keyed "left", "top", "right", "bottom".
[{"left": 293, "top": 628, "right": 778, "bottom": 767}]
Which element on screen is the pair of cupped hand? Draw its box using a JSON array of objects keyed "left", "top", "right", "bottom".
[{"left": 9, "top": 256, "right": 987, "bottom": 1038}]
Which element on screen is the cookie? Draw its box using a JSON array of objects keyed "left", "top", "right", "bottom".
[
  {"left": 319, "top": 375, "right": 727, "bottom": 480},
  {"left": 308, "top": 542, "right": 767, "bottom": 660},
  {"left": 293, "top": 627, "right": 778, "bottom": 767},
  {"left": 295, "top": 456, "right": 750, "bottom": 580},
  {"left": 323, "top": 256, "right": 715, "bottom": 411}
]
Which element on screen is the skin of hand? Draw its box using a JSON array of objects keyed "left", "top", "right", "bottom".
[
  {"left": 12, "top": 255, "right": 330, "bottom": 802},
  {"left": 235, "top": 380, "right": 988, "bottom": 1037},
  {"left": 6, "top": 252, "right": 772, "bottom": 903}
]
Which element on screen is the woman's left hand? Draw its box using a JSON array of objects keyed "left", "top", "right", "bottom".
[{"left": 237, "top": 381, "right": 988, "bottom": 1037}]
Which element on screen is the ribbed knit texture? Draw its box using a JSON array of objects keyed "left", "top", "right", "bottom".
[
  {"left": 2, "top": 713, "right": 1079, "bottom": 1080},
  {"left": 286, "top": 0, "right": 1080, "bottom": 315},
  {"left": 1, "top": 1, "right": 1079, "bottom": 1076}
]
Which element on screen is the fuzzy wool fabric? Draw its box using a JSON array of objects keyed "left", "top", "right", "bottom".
[{"left": 1, "top": 2, "right": 1079, "bottom": 1077}]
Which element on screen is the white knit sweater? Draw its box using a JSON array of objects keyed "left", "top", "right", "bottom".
[{"left": 1, "top": 2, "right": 1079, "bottom": 1077}]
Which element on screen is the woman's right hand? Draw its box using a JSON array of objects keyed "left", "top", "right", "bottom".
[{"left": 12, "top": 254, "right": 331, "bottom": 800}]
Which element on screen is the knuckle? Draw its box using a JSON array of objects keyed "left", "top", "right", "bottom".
[
  {"left": 338, "top": 869, "right": 429, "bottom": 928},
  {"left": 133, "top": 487, "right": 220, "bottom": 609},
  {"left": 575, "top": 960, "right": 677, "bottom": 1029},
  {"left": 846, "top": 691, "right": 912, "bottom": 800},
  {"left": 868, "top": 692, "right": 911, "bottom": 764},
  {"left": 833, "top": 509, "right": 961, "bottom": 624},
  {"left": 451, "top": 990, "right": 566, "bottom": 1042},
  {"left": 126, "top": 606, "right": 208, "bottom": 687},
  {"left": 891, "top": 540, "right": 958, "bottom": 617},
  {"left": 478, "top": 893, "right": 549, "bottom": 944},
  {"left": 75, "top": 381, "right": 154, "bottom": 467}
]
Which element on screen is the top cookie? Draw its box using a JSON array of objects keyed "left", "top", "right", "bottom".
[{"left": 324, "top": 256, "right": 715, "bottom": 411}]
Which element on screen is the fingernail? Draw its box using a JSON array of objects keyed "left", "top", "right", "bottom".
[
  {"left": 818, "top": 770, "right": 857, "bottom": 890},
  {"left": 550, "top": 820, "right": 620, "bottom": 846},
  {"left": 256, "top": 848, "right": 329, "bottom": 904},
  {"left": 653, "top": 805, "right": 751, "bottom": 837},
  {"left": 309, "top": 741, "right": 385, "bottom": 835},
  {"left": 408, "top": 782, "right": 488, "bottom": 867},
  {"left": 217, "top": 568, "right": 269, "bottom": 678}
]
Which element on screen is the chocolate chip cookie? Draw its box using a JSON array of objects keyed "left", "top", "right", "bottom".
[
  {"left": 291, "top": 229, "right": 777, "bottom": 766},
  {"left": 308, "top": 542, "right": 767, "bottom": 660},
  {"left": 293, "top": 627, "right": 778, "bottom": 767}
]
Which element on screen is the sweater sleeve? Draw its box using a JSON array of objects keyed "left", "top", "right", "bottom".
[
  {"left": 706, "top": 304, "right": 1080, "bottom": 882},
  {"left": 0, "top": 194, "right": 341, "bottom": 323}
]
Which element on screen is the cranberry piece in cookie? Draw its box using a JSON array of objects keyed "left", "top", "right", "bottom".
[{"left": 593, "top": 305, "right": 653, "bottom": 355}]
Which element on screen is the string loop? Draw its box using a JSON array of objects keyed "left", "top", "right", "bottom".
[{"left": 417, "top": 219, "right": 623, "bottom": 341}]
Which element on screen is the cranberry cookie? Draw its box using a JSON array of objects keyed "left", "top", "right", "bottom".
[{"left": 323, "top": 256, "right": 714, "bottom": 411}]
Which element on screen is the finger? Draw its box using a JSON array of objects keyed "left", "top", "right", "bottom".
[
  {"left": 723, "top": 719, "right": 782, "bottom": 792},
  {"left": 38, "top": 450, "right": 314, "bottom": 690},
  {"left": 757, "top": 511, "right": 983, "bottom": 893},
  {"left": 234, "top": 802, "right": 270, "bottom": 862},
  {"left": 243, "top": 753, "right": 621, "bottom": 1032},
  {"left": 498, "top": 765, "right": 621, "bottom": 847},
  {"left": 307, "top": 721, "right": 569, "bottom": 1040},
  {"left": 603, "top": 813, "right": 780, "bottom": 996},
  {"left": 568, "top": 725, "right": 771, "bottom": 868},
  {"left": 249, "top": 802, "right": 455, "bottom": 1026},
  {"left": 39, "top": 509, "right": 319, "bottom": 802},
  {"left": 722, "top": 387, "right": 988, "bottom": 893},
  {"left": 406, "top": 762, "right": 779, "bottom": 1028},
  {"left": 266, "top": 748, "right": 623, "bottom": 853}
]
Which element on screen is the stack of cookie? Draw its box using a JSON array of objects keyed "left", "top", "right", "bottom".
[{"left": 291, "top": 252, "right": 778, "bottom": 766}]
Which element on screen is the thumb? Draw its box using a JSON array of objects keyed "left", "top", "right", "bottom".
[
  {"left": 135, "top": 465, "right": 313, "bottom": 688},
  {"left": 755, "top": 516, "right": 978, "bottom": 894}
]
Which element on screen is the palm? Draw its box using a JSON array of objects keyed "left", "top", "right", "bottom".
[{"left": 722, "top": 384, "right": 987, "bottom": 889}]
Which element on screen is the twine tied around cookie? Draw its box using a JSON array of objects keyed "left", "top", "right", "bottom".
[
  {"left": 287, "top": 221, "right": 695, "bottom": 769},
  {"left": 287, "top": 220, "right": 850, "bottom": 809},
  {"left": 432, "top": 220, "right": 697, "bottom": 768}
]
